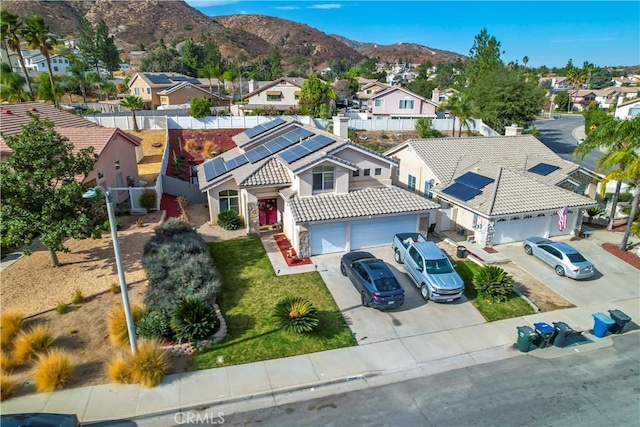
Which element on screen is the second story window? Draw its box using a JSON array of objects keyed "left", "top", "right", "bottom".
[
  {"left": 146, "top": 87, "right": 151, "bottom": 94},
  {"left": 352, "top": 169, "right": 360, "bottom": 177},
  {"left": 375, "top": 168, "right": 382, "bottom": 176},
  {"left": 364, "top": 168, "right": 371, "bottom": 176},
  {"left": 399, "top": 98, "right": 414, "bottom": 109},
  {"left": 52, "top": 58, "right": 57, "bottom": 63},
  {"left": 134, "top": 87, "right": 140, "bottom": 95},
  {"left": 312, "top": 166, "right": 334, "bottom": 191},
  {"left": 97, "top": 169, "right": 104, "bottom": 179},
  {"left": 115, "top": 160, "right": 121, "bottom": 170},
  {"left": 374, "top": 99, "right": 384, "bottom": 107},
  {"left": 408, "top": 174, "right": 417, "bottom": 191}
]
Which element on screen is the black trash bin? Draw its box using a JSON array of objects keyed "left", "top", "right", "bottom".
[
  {"left": 533, "top": 322, "right": 556, "bottom": 348},
  {"left": 516, "top": 326, "right": 537, "bottom": 353},
  {"left": 608, "top": 309, "right": 631, "bottom": 334},
  {"left": 456, "top": 245, "right": 467, "bottom": 258},
  {"left": 553, "top": 321, "right": 574, "bottom": 348}
]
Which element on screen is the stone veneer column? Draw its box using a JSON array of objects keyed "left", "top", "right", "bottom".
[
  {"left": 573, "top": 210, "right": 584, "bottom": 235},
  {"left": 298, "top": 228, "right": 310, "bottom": 258},
  {"left": 247, "top": 202, "right": 260, "bottom": 236}
]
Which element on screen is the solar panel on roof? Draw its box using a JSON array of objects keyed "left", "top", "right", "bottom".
[
  {"left": 225, "top": 155, "right": 248, "bottom": 170},
  {"left": 528, "top": 162, "right": 560, "bottom": 176},
  {"left": 263, "top": 136, "right": 289, "bottom": 153},
  {"left": 245, "top": 150, "right": 263, "bottom": 163},
  {"left": 202, "top": 161, "right": 216, "bottom": 182},
  {"left": 244, "top": 124, "right": 265, "bottom": 138},
  {"left": 283, "top": 128, "right": 314, "bottom": 142},
  {"left": 279, "top": 150, "right": 300, "bottom": 164},
  {"left": 455, "top": 171, "right": 495, "bottom": 189},
  {"left": 301, "top": 134, "right": 335, "bottom": 152},
  {"left": 146, "top": 74, "right": 172, "bottom": 84},
  {"left": 441, "top": 182, "right": 482, "bottom": 201},
  {"left": 203, "top": 157, "right": 229, "bottom": 182},
  {"left": 243, "top": 117, "right": 286, "bottom": 139}
]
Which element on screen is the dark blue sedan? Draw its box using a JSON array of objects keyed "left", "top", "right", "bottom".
[{"left": 340, "top": 252, "right": 405, "bottom": 309}]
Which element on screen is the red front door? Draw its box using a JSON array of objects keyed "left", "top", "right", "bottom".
[{"left": 258, "top": 198, "right": 278, "bottom": 225}]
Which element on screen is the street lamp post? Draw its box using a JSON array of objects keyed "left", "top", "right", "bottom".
[{"left": 83, "top": 186, "right": 137, "bottom": 354}]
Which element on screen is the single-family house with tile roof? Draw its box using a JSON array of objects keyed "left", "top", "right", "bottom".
[
  {"left": 615, "top": 97, "right": 640, "bottom": 119},
  {"left": 197, "top": 116, "right": 439, "bottom": 257},
  {"left": 0, "top": 103, "right": 142, "bottom": 203},
  {"left": 156, "top": 81, "right": 228, "bottom": 109},
  {"left": 239, "top": 77, "right": 305, "bottom": 115},
  {"left": 357, "top": 81, "right": 388, "bottom": 108},
  {"left": 385, "top": 136, "right": 598, "bottom": 246},
  {"left": 368, "top": 86, "right": 439, "bottom": 119},
  {"left": 128, "top": 72, "right": 219, "bottom": 109}
]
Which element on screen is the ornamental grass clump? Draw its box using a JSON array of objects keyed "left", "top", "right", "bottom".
[
  {"left": 33, "top": 349, "right": 74, "bottom": 392},
  {"left": 0, "top": 311, "right": 24, "bottom": 348},
  {"left": 129, "top": 339, "right": 169, "bottom": 388},
  {"left": 472, "top": 265, "right": 514, "bottom": 302},
  {"left": 0, "top": 374, "right": 16, "bottom": 401},
  {"left": 273, "top": 296, "right": 319, "bottom": 333},
  {"left": 13, "top": 325, "right": 54, "bottom": 363},
  {"left": 107, "top": 304, "right": 145, "bottom": 348},
  {"left": 107, "top": 356, "right": 132, "bottom": 384}
]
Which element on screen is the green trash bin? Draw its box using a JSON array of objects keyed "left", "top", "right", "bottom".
[{"left": 516, "top": 326, "right": 537, "bottom": 353}]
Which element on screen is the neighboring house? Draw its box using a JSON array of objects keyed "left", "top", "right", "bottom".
[
  {"left": 550, "top": 77, "right": 570, "bottom": 90},
  {"left": 239, "top": 77, "right": 305, "bottom": 115},
  {"left": 386, "top": 136, "right": 598, "bottom": 246},
  {"left": 156, "top": 81, "right": 227, "bottom": 109},
  {"left": 128, "top": 72, "right": 214, "bottom": 109},
  {"left": 368, "top": 86, "right": 439, "bottom": 119},
  {"left": 357, "top": 81, "right": 388, "bottom": 108},
  {"left": 615, "top": 97, "right": 640, "bottom": 119},
  {"left": 568, "top": 90, "right": 597, "bottom": 111},
  {"left": 197, "top": 116, "right": 439, "bottom": 257},
  {"left": 0, "top": 103, "right": 142, "bottom": 203},
  {"left": 23, "top": 51, "right": 73, "bottom": 75}
]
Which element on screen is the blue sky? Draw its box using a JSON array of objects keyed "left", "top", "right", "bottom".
[{"left": 185, "top": 1, "right": 640, "bottom": 68}]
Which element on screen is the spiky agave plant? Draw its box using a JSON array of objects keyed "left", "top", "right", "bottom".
[
  {"left": 472, "top": 265, "right": 514, "bottom": 302},
  {"left": 273, "top": 296, "right": 319, "bottom": 333}
]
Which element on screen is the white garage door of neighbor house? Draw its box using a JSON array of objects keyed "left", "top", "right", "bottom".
[
  {"left": 493, "top": 216, "right": 549, "bottom": 244},
  {"left": 351, "top": 215, "right": 417, "bottom": 250},
  {"left": 309, "top": 222, "right": 347, "bottom": 255}
]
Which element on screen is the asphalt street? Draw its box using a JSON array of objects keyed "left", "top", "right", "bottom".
[
  {"left": 160, "top": 333, "right": 640, "bottom": 427},
  {"left": 533, "top": 115, "right": 602, "bottom": 173}
]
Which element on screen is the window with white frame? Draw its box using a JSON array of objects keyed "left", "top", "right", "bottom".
[
  {"left": 134, "top": 87, "right": 140, "bottom": 95},
  {"left": 399, "top": 98, "right": 414, "bottom": 109},
  {"left": 218, "top": 190, "right": 239, "bottom": 213},
  {"left": 52, "top": 58, "right": 57, "bottom": 63},
  {"left": 374, "top": 99, "right": 384, "bottom": 107},
  {"left": 408, "top": 174, "right": 417, "bottom": 191},
  {"left": 146, "top": 87, "right": 151, "bottom": 94},
  {"left": 424, "top": 179, "right": 434, "bottom": 199},
  {"left": 312, "top": 166, "right": 334, "bottom": 191}
]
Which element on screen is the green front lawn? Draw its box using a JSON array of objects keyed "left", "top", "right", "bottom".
[
  {"left": 194, "top": 238, "right": 356, "bottom": 369},
  {"left": 456, "top": 261, "right": 535, "bottom": 322}
]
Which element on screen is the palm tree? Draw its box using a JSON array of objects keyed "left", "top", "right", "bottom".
[
  {"left": 21, "top": 15, "right": 56, "bottom": 106},
  {"left": 120, "top": 95, "right": 144, "bottom": 132},
  {"left": 198, "top": 64, "right": 221, "bottom": 104},
  {"left": 522, "top": 56, "right": 529, "bottom": 69},
  {"left": 0, "top": 62, "right": 29, "bottom": 101},
  {"left": 454, "top": 94, "right": 475, "bottom": 137},
  {"left": 1, "top": 9, "right": 34, "bottom": 98},
  {"left": 101, "top": 80, "right": 116, "bottom": 100},
  {"left": 565, "top": 69, "right": 586, "bottom": 113},
  {"left": 441, "top": 91, "right": 463, "bottom": 137},
  {"left": 575, "top": 117, "right": 640, "bottom": 239},
  {"left": 85, "top": 71, "right": 102, "bottom": 100},
  {"left": 66, "top": 53, "right": 89, "bottom": 103},
  {"left": 222, "top": 68, "right": 238, "bottom": 104}
]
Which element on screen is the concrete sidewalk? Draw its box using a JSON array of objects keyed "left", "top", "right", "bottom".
[{"left": 2, "top": 298, "right": 638, "bottom": 423}]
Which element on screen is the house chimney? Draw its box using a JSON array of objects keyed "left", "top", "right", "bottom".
[
  {"left": 332, "top": 114, "right": 349, "bottom": 139},
  {"left": 504, "top": 123, "right": 523, "bottom": 136},
  {"left": 432, "top": 88, "right": 440, "bottom": 104}
]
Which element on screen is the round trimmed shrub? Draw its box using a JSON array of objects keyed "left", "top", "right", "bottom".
[{"left": 138, "top": 191, "right": 157, "bottom": 211}]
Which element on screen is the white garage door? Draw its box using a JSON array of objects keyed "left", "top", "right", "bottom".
[
  {"left": 548, "top": 212, "right": 577, "bottom": 237},
  {"left": 351, "top": 215, "right": 417, "bottom": 250},
  {"left": 493, "top": 216, "right": 549, "bottom": 244},
  {"left": 309, "top": 222, "right": 347, "bottom": 255}
]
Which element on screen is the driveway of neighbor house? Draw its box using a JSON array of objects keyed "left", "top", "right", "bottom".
[
  {"left": 498, "top": 237, "right": 640, "bottom": 307},
  {"left": 312, "top": 246, "right": 486, "bottom": 345}
]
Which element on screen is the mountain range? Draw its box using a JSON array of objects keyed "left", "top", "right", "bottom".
[{"left": 2, "top": 0, "right": 465, "bottom": 69}]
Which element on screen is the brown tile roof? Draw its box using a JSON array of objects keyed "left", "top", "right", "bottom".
[
  {"left": 1, "top": 127, "right": 140, "bottom": 157},
  {"left": 287, "top": 186, "right": 439, "bottom": 223},
  {"left": 0, "top": 102, "right": 101, "bottom": 141}
]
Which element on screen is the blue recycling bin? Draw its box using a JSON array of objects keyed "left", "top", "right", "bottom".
[
  {"left": 533, "top": 322, "right": 556, "bottom": 348},
  {"left": 592, "top": 312, "right": 616, "bottom": 338}
]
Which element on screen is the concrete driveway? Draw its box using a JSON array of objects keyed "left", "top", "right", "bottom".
[
  {"left": 498, "top": 237, "right": 639, "bottom": 306},
  {"left": 312, "top": 246, "right": 485, "bottom": 345}
]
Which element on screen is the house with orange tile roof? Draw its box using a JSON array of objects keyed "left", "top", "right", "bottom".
[{"left": 0, "top": 103, "right": 142, "bottom": 203}]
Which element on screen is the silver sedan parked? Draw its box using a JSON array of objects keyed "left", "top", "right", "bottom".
[{"left": 523, "top": 237, "right": 595, "bottom": 279}]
